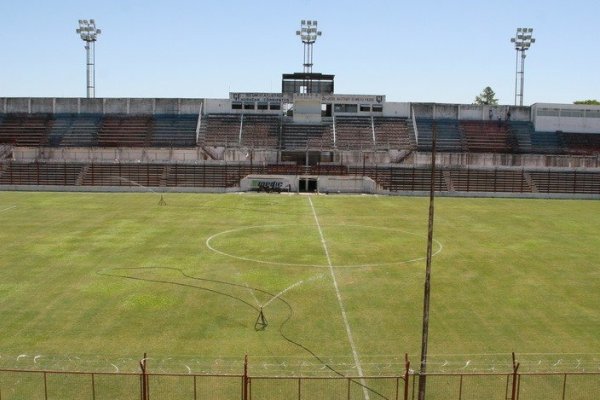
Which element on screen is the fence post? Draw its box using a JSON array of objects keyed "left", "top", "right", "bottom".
[
  {"left": 243, "top": 355, "right": 248, "bottom": 400},
  {"left": 347, "top": 377, "right": 351, "bottom": 400},
  {"left": 193, "top": 375, "right": 197, "bottom": 400},
  {"left": 511, "top": 352, "right": 520, "bottom": 400},
  {"left": 91, "top": 373, "right": 96, "bottom": 400},
  {"left": 44, "top": 371, "right": 48, "bottom": 400},
  {"left": 140, "top": 353, "right": 149, "bottom": 400},
  {"left": 403, "top": 354, "right": 410, "bottom": 400}
]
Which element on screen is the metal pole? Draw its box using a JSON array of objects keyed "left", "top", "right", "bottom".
[
  {"left": 519, "top": 53, "right": 526, "bottom": 106},
  {"left": 243, "top": 355, "right": 248, "bottom": 400},
  {"left": 86, "top": 42, "right": 95, "bottom": 98},
  {"left": 77, "top": 20, "right": 100, "bottom": 98},
  {"left": 511, "top": 352, "right": 520, "bottom": 400},
  {"left": 91, "top": 373, "right": 96, "bottom": 400},
  {"left": 514, "top": 49, "right": 519, "bottom": 106},
  {"left": 418, "top": 122, "right": 437, "bottom": 400},
  {"left": 403, "top": 354, "right": 410, "bottom": 400},
  {"left": 140, "top": 353, "right": 148, "bottom": 400}
]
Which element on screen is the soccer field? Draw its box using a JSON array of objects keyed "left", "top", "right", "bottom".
[{"left": 0, "top": 191, "right": 599, "bottom": 375}]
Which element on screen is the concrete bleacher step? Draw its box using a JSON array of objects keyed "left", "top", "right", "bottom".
[
  {"left": 202, "top": 114, "right": 242, "bottom": 147},
  {"left": 76, "top": 164, "right": 90, "bottom": 186},
  {"left": 523, "top": 172, "right": 538, "bottom": 193},
  {"left": 151, "top": 115, "right": 198, "bottom": 147},
  {"left": 281, "top": 122, "right": 333, "bottom": 150},
  {"left": 0, "top": 114, "right": 54, "bottom": 146},
  {"left": 442, "top": 170, "right": 455, "bottom": 191},
  {"left": 160, "top": 165, "right": 171, "bottom": 186}
]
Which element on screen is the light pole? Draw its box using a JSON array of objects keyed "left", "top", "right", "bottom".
[
  {"left": 76, "top": 19, "right": 101, "bottom": 98},
  {"left": 510, "top": 28, "right": 535, "bottom": 106},
  {"left": 296, "top": 20, "right": 322, "bottom": 93},
  {"left": 418, "top": 123, "right": 438, "bottom": 400}
]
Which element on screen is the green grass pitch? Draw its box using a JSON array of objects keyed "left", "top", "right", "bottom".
[{"left": 0, "top": 191, "right": 599, "bottom": 375}]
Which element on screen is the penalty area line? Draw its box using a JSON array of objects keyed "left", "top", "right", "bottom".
[
  {"left": 308, "top": 196, "right": 370, "bottom": 400},
  {"left": 0, "top": 205, "right": 17, "bottom": 213}
]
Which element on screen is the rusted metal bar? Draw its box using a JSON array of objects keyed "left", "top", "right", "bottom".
[{"left": 511, "top": 352, "right": 520, "bottom": 400}]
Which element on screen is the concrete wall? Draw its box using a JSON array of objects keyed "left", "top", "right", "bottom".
[
  {"left": 12, "top": 146, "right": 600, "bottom": 169},
  {"left": 383, "top": 102, "right": 410, "bottom": 117},
  {"left": 317, "top": 176, "right": 376, "bottom": 194},
  {"left": 241, "top": 175, "right": 295, "bottom": 192},
  {"left": 11, "top": 146, "right": 281, "bottom": 164},
  {"left": 293, "top": 96, "right": 322, "bottom": 123},
  {"left": 412, "top": 102, "right": 531, "bottom": 121},
  {"left": 337, "top": 150, "right": 392, "bottom": 165},
  {"left": 221, "top": 148, "right": 279, "bottom": 163},
  {"left": 240, "top": 175, "right": 376, "bottom": 194},
  {"left": 203, "top": 99, "right": 232, "bottom": 114},
  {"left": 0, "top": 98, "right": 203, "bottom": 115},
  {"left": 13, "top": 147, "right": 215, "bottom": 163},
  {"left": 532, "top": 103, "right": 600, "bottom": 133},
  {"left": 411, "top": 151, "right": 600, "bottom": 168}
]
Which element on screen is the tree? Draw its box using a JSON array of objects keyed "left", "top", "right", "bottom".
[
  {"left": 574, "top": 99, "right": 600, "bottom": 105},
  {"left": 474, "top": 86, "right": 499, "bottom": 105}
]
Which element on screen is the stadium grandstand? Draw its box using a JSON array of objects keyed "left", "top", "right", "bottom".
[
  {"left": 1, "top": 17, "right": 599, "bottom": 198},
  {"left": 2, "top": 13, "right": 600, "bottom": 400},
  {"left": 1, "top": 93, "right": 599, "bottom": 197}
]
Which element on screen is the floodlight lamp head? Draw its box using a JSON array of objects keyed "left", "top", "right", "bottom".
[
  {"left": 511, "top": 27, "right": 535, "bottom": 51},
  {"left": 76, "top": 18, "right": 101, "bottom": 42},
  {"left": 297, "top": 19, "right": 322, "bottom": 43}
]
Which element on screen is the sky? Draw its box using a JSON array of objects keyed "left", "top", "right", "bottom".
[{"left": 0, "top": 0, "right": 598, "bottom": 105}]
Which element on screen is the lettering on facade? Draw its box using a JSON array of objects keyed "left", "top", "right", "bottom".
[
  {"left": 230, "top": 93, "right": 285, "bottom": 103},
  {"left": 230, "top": 92, "right": 386, "bottom": 105},
  {"left": 321, "top": 95, "right": 386, "bottom": 103},
  {"left": 252, "top": 180, "right": 289, "bottom": 192}
]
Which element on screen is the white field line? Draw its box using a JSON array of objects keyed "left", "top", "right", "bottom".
[
  {"left": 308, "top": 196, "right": 370, "bottom": 400},
  {"left": 205, "top": 223, "right": 443, "bottom": 269},
  {"left": 0, "top": 205, "right": 17, "bottom": 213}
]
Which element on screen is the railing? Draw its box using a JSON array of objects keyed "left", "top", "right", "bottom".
[{"left": 1, "top": 356, "right": 598, "bottom": 400}]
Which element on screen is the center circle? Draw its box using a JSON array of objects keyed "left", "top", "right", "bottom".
[{"left": 205, "top": 224, "right": 442, "bottom": 268}]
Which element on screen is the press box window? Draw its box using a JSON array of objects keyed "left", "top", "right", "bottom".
[{"left": 334, "top": 104, "right": 358, "bottom": 113}]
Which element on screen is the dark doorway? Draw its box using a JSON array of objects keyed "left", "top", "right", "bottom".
[{"left": 299, "top": 178, "right": 318, "bottom": 193}]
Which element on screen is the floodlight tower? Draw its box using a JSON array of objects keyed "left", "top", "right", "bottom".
[
  {"left": 76, "top": 19, "right": 102, "bottom": 98},
  {"left": 510, "top": 27, "right": 535, "bottom": 106},
  {"left": 296, "top": 20, "right": 322, "bottom": 74}
]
